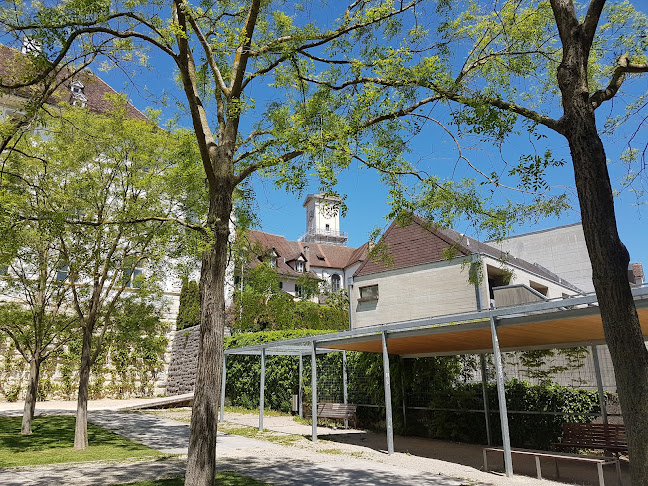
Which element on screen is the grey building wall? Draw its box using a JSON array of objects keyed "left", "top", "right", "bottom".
[{"left": 489, "top": 223, "right": 594, "bottom": 293}]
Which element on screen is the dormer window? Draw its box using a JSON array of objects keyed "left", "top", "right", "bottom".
[
  {"left": 296, "top": 261, "right": 304, "bottom": 272},
  {"left": 70, "top": 81, "right": 87, "bottom": 108},
  {"left": 270, "top": 256, "right": 276, "bottom": 268},
  {"left": 71, "top": 80, "right": 85, "bottom": 95}
]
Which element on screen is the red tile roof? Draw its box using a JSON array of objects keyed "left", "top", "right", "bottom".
[
  {"left": 245, "top": 230, "right": 367, "bottom": 278},
  {"left": 354, "top": 215, "right": 470, "bottom": 277},
  {"left": 0, "top": 44, "right": 147, "bottom": 120},
  {"left": 354, "top": 214, "right": 582, "bottom": 292}
]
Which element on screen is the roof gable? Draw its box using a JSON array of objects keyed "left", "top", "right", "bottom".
[{"left": 354, "top": 216, "right": 470, "bottom": 277}]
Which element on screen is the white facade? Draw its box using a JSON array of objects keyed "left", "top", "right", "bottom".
[
  {"left": 350, "top": 254, "right": 580, "bottom": 330},
  {"left": 489, "top": 223, "right": 593, "bottom": 294}
]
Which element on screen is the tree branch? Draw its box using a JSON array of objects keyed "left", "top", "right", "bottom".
[{"left": 590, "top": 54, "right": 648, "bottom": 109}]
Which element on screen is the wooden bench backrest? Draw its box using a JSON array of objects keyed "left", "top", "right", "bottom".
[
  {"left": 317, "top": 402, "right": 357, "bottom": 417},
  {"left": 562, "top": 423, "right": 627, "bottom": 450}
]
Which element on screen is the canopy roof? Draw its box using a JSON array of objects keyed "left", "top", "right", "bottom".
[{"left": 225, "top": 286, "right": 648, "bottom": 358}]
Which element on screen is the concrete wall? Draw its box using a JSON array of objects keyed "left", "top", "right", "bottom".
[
  {"left": 351, "top": 258, "right": 478, "bottom": 328},
  {"left": 489, "top": 223, "right": 594, "bottom": 293}
]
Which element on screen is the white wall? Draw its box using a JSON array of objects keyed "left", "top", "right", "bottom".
[
  {"left": 351, "top": 258, "right": 479, "bottom": 328},
  {"left": 490, "top": 224, "right": 593, "bottom": 293}
]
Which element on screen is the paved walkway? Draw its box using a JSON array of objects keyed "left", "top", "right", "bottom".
[{"left": 0, "top": 401, "right": 575, "bottom": 486}]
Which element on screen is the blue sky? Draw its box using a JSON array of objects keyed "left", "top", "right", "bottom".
[{"left": 97, "top": 3, "right": 648, "bottom": 269}]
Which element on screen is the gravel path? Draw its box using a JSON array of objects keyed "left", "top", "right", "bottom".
[{"left": 0, "top": 400, "right": 628, "bottom": 485}]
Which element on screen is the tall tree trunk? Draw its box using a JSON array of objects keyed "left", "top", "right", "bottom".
[
  {"left": 185, "top": 184, "right": 232, "bottom": 486},
  {"left": 74, "top": 325, "right": 93, "bottom": 450},
  {"left": 21, "top": 357, "right": 41, "bottom": 435},
  {"left": 557, "top": 33, "right": 648, "bottom": 481}
]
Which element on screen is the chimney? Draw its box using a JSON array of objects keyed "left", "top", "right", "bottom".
[
  {"left": 629, "top": 263, "right": 644, "bottom": 285},
  {"left": 304, "top": 246, "right": 310, "bottom": 272}
]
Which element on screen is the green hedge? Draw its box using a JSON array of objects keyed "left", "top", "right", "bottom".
[
  {"left": 415, "top": 378, "right": 601, "bottom": 449},
  {"left": 223, "top": 333, "right": 602, "bottom": 450},
  {"left": 225, "top": 330, "right": 331, "bottom": 412}
]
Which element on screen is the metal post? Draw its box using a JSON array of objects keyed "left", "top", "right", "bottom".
[
  {"left": 480, "top": 354, "right": 492, "bottom": 445},
  {"left": 311, "top": 341, "right": 318, "bottom": 442},
  {"left": 490, "top": 315, "right": 513, "bottom": 477},
  {"left": 259, "top": 347, "right": 265, "bottom": 431},
  {"left": 591, "top": 345, "right": 608, "bottom": 424},
  {"left": 219, "top": 353, "right": 227, "bottom": 423},
  {"left": 400, "top": 357, "right": 407, "bottom": 428},
  {"left": 382, "top": 332, "right": 394, "bottom": 455},
  {"left": 342, "top": 350, "right": 349, "bottom": 428},
  {"left": 348, "top": 283, "right": 354, "bottom": 329},
  {"left": 298, "top": 354, "right": 304, "bottom": 419}
]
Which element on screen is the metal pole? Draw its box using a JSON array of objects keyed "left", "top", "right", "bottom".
[
  {"left": 591, "top": 345, "right": 608, "bottom": 424},
  {"left": 348, "top": 283, "right": 354, "bottom": 329},
  {"left": 480, "top": 354, "right": 492, "bottom": 445},
  {"left": 311, "top": 341, "right": 318, "bottom": 442},
  {"left": 400, "top": 357, "right": 407, "bottom": 428},
  {"left": 298, "top": 354, "right": 304, "bottom": 419},
  {"left": 259, "top": 347, "right": 265, "bottom": 431},
  {"left": 342, "top": 350, "right": 349, "bottom": 428},
  {"left": 490, "top": 315, "right": 513, "bottom": 477},
  {"left": 219, "top": 354, "right": 227, "bottom": 423},
  {"left": 382, "top": 332, "right": 394, "bottom": 455}
]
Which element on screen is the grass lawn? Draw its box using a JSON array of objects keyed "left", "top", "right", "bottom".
[
  {"left": 0, "top": 415, "right": 163, "bottom": 467},
  {"left": 118, "top": 471, "right": 271, "bottom": 485}
]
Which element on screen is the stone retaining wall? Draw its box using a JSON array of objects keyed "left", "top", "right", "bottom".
[{"left": 165, "top": 325, "right": 201, "bottom": 395}]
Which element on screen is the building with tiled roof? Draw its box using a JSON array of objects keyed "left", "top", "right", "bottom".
[
  {"left": 0, "top": 43, "right": 147, "bottom": 120},
  {"left": 351, "top": 214, "right": 585, "bottom": 329},
  {"left": 241, "top": 194, "right": 367, "bottom": 302}
]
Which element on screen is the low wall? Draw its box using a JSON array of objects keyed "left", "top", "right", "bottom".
[{"left": 165, "top": 325, "right": 201, "bottom": 395}]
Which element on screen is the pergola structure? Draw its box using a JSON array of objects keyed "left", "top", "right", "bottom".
[{"left": 223, "top": 285, "right": 648, "bottom": 477}]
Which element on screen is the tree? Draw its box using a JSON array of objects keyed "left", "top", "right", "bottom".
[
  {"left": 0, "top": 3, "right": 443, "bottom": 482},
  {"left": 1, "top": 98, "right": 189, "bottom": 448},
  {"left": 312, "top": 0, "right": 647, "bottom": 479},
  {"left": 0, "top": 120, "right": 80, "bottom": 434}
]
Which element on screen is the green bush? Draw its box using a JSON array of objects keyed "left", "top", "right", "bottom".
[
  {"left": 225, "top": 330, "right": 333, "bottom": 410},
  {"left": 176, "top": 279, "right": 200, "bottom": 330},
  {"left": 415, "top": 378, "right": 601, "bottom": 449}
]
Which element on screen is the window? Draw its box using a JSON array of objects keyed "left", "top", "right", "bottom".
[
  {"left": 270, "top": 256, "right": 276, "bottom": 268},
  {"left": 56, "top": 265, "right": 69, "bottom": 281},
  {"left": 359, "top": 284, "right": 379, "bottom": 301},
  {"left": 124, "top": 268, "right": 144, "bottom": 288},
  {"left": 279, "top": 281, "right": 283, "bottom": 290},
  {"left": 331, "top": 274, "right": 341, "bottom": 292},
  {"left": 529, "top": 281, "right": 549, "bottom": 296},
  {"left": 296, "top": 261, "right": 304, "bottom": 272},
  {"left": 295, "top": 284, "right": 304, "bottom": 298},
  {"left": 325, "top": 224, "right": 330, "bottom": 231}
]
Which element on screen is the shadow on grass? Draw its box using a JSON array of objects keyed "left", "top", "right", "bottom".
[{"left": 116, "top": 471, "right": 271, "bottom": 486}]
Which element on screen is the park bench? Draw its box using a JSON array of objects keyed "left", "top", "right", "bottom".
[
  {"left": 316, "top": 402, "right": 358, "bottom": 429},
  {"left": 483, "top": 447, "right": 621, "bottom": 486},
  {"left": 553, "top": 423, "right": 628, "bottom": 455}
]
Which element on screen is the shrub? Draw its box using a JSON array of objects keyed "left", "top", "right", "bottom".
[{"left": 177, "top": 279, "right": 200, "bottom": 330}]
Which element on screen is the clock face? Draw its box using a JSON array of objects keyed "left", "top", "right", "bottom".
[{"left": 322, "top": 205, "right": 336, "bottom": 219}]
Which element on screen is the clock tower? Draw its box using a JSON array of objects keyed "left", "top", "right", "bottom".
[{"left": 299, "top": 193, "right": 348, "bottom": 246}]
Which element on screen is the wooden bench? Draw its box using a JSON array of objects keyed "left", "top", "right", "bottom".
[
  {"left": 316, "top": 402, "right": 358, "bottom": 428},
  {"left": 553, "top": 423, "right": 628, "bottom": 455},
  {"left": 483, "top": 447, "right": 621, "bottom": 486}
]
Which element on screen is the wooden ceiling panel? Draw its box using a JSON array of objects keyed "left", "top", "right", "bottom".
[{"left": 324, "top": 307, "right": 648, "bottom": 356}]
